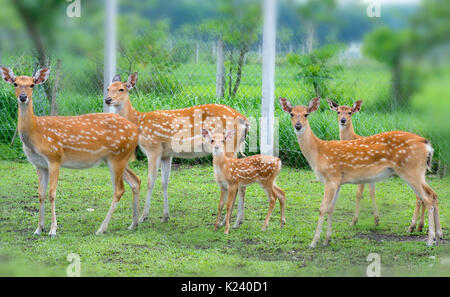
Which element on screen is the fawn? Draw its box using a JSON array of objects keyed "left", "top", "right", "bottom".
[
  {"left": 279, "top": 97, "right": 442, "bottom": 247},
  {"left": 327, "top": 99, "right": 380, "bottom": 226},
  {"left": 105, "top": 73, "right": 249, "bottom": 227},
  {"left": 202, "top": 128, "right": 286, "bottom": 234},
  {"left": 1, "top": 66, "right": 141, "bottom": 236}
]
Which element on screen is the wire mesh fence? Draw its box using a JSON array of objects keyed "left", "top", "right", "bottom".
[{"left": 0, "top": 0, "right": 447, "bottom": 176}]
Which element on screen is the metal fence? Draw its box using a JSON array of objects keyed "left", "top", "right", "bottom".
[{"left": 0, "top": 0, "right": 446, "bottom": 176}]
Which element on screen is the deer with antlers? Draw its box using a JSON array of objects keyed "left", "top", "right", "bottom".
[
  {"left": 105, "top": 72, "right": 249, "bottom": 227},
  {"left": 327, "top": 99, "right": 380, "bottom": 226},
  {"left": 1, "top": 66, "right": 141, "bottom": 236},
  {"left": 279, "top": 97, "right": 442, "bottom": 247},
  {"left": 202, "top": 128, "right": 286, "bottom": 234}
]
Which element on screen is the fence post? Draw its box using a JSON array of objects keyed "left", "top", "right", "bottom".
[
  {"left": 103, "top": 0, "right": 117, "bottom": 112},
  {"left": 260, "top": 0, "right": 277, "bottom": 156},
  {"left": 215, "top": 38, "right": 225, "bottom": 98}
]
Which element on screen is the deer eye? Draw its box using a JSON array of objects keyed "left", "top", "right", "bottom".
[
  {"left": 13, "top": 83, "right": 18, "bottom": 87},
  {"left": 304, "top": 114, "right": 309, "bottom": 118},
  {"left": 30, "top": 84, "right": 35, "bottom": 88},
  {"left": 119, "top": 89, "right": 124, "bottom": 92},
  {"left": 289, "top": 113, "right": 294, "bottom": 117},
  {"left": 348, "top": 112, "right": 352, "bottom": 115}
]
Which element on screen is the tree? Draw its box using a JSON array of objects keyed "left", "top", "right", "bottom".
[
  {"left": 287, "top": 44, "right": 343, "bottom": 98},
  {"left": 296, "top": 0, "right": 336, "bottom": 54},
  {"left": 200, "top": 0, "right": 261, "bottom": 98},
  {"left": 363, "top": 27, "right": 410, "bottom": 108},
  {"left": 10, "top": 0, "right": 65, "bottom": 113}
]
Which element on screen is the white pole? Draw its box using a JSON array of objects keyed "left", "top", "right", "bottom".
[
  {"left": 103, "top": 0, "right": 117, "bottom": 112},
  {"left": 260, "top": 0, "right": 277, "bottom": 156}
]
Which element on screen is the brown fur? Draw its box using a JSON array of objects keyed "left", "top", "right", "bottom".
[
  {"left": 280, "top": 96, "right": 442, "bottom": 247},
  {"left": 1, "top": 66, "right": 141, "bottom": 236}
]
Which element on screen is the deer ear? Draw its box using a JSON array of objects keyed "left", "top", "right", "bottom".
[
  {"left": 201, "top": 128, "right": 212, "bottom": 142},
  {"left": 33, "top": 67, "right": 50, "bottom": 85},
  {"left": 327, "top": 98, "right": 339, "bottom": 112},
  {"left": 307, "top": 97, "right": 320, "bottom": 113},
  {"left": 279, "top": 97, "right": 293, "bottom": 113},
  {"left": 224, "top": 129, "right": 235, "bottom": 142},
  {"left": 0, "top": 66, "right": 15, "bottom": 84},
  {"left": 127, "top": 72, "right": 138, "bottom": 89},
  {"left": 112, "top": 74, "right": 121, "bottom": 83},
  {"left": 352, "top": 100, "right": 363, "bottom": 113}
]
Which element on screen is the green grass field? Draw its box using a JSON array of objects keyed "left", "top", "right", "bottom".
[{"left": 0, "top": 160, "right": 448, "bottom": 276}]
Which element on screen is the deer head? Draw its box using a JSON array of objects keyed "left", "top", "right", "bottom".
[
  {"left": 105, "top": 72, "right": 138, "bottom": 108},
  {"left": 1, "top": 66, "right": 50, "bottom": 105},
  {"left": 327, "top": 99, "right": 362, "bottom": 128},
  {"left": 279, "top": 97, "right": 320, "bottom": 136}
]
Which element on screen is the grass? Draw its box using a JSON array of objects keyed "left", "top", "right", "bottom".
[{"left": 0, "top": 160, "right": 449, "bottom": 276}]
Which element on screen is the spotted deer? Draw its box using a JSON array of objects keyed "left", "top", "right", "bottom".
[
  {"left": 328, "top": 99, "right": 427, "bottom": 233},
  {"left": 202, "top": 129, "right": 286, "bottom": 234},
  {"left": 105, "top": 72, "right": 249, "bottom": 226},
  {"left": 1, "top": 66, "right": 141, "bottom": 236},
  {"left": 279, "top": 97, "right": 442, "bottom": 247},
  {"left": 327, "top": 99, "right": 380, "bottom": 226}
]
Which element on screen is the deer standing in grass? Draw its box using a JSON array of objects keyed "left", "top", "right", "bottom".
[
  {"left": 105, "top": 73, "right": 249, "bottom": 227},
  {"left": 327, "top": 99, "right": 380, "bottom": 226},
  {"left": 279, "top": 97, "right": 442, "bottom": 247},
  {"left": 1, "top": 66, "right": 141, "bottom": 236},
  {"left": 202, "top": 128, "right": 286, "bottom": 234},
  {"left": 328, "top": 99, "right": 427, "bottom": 233}
]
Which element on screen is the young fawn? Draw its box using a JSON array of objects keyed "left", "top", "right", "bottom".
[
  {"left": 279, "top": 97, "right": 442, "bottom": 247},
  {"left": 327, "top": 99, "right": 379, "bottom": 226},
  {"left": 1, "top": 66, "right": 141, "bottom": 236},
  {"left": 105, "top": 73, "right": 249, "bottom": 227},
  {"left": 202, "top": 128, "right": 286, "bottom": 235}
]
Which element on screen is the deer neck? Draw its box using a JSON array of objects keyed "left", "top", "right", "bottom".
[
  {"left": 212, "top": 152, "right": 230, "bottom": 176},
  {"left": 339, "top": 121, "right": 358, "bottom": 140},
  {"left": 296, "top": 124, "right": 322, "bottom": 168},
  {"left": 17, "top": 100, "right": 36, "bottom": 137},
  {"left": 116, "top": 97, "right": 140, "bottom": 126}
]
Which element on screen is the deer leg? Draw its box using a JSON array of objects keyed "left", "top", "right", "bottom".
[
  {"left": 262, "top": 187, "right": 276, "bottom": 231},
  {"left": 273, "top": 184, "right": 286, "bottom": 228},
  {"left": 47, "top": 163, "right": 61, "bottom": 237},
  {"left": 417, "top": 200, "right": 426, "bottom": 232},
  {"left": 215, "top": 187, "right": 228, "bottom": 230},
  {"left": 369, "top": 183, "right": 379, "bottom": 225},
  {"left": 224, "top": 186, "right": 238, "bottom": 235},
  {"left": 139, "top": 149, "right": 161, "bottom": 223},
  {"left": 123, "top": 167, "right": 141, "bottom": 230},
  {"left": 34, "top": 167, "right": 48, "bottom": 235},
  {"left": 408, "top": 196, "right": 422, "bottom": 233},
  {"left": 310, "top": 182, "right": 340, "bottom": 248},
  {"left": 96, "top": 160, "right": 126, "bottom": 235},
  {"left": 324, "top": 186, "right": 341, "bottom": 246},
  {"left": 160, "top": 157, "right": 172, "bottom": 222},
  {"left": 232, "top": 186, "right": 246, "bottom": 229},
  {"left": 351, "top": 183, "right": 365, "bottom": 226}
]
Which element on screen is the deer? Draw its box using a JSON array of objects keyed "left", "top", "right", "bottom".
[
  {"left": 327, "top": 99, "right": 380, "bottom": 226},
  {"left": 279, "top": 96, "right": 442, "bottom": 247},
  {"left": 328, "top": 99, "right": 427, "bottom": 233},
  {"left": 201, "top": 128, "right": 286, "bottom": 234},
  {"left": 104, "top": 72, "right": 249, "bottom": 227},
  {"left": 1, "top": 65, "right": 142, "bottom": 236}
]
